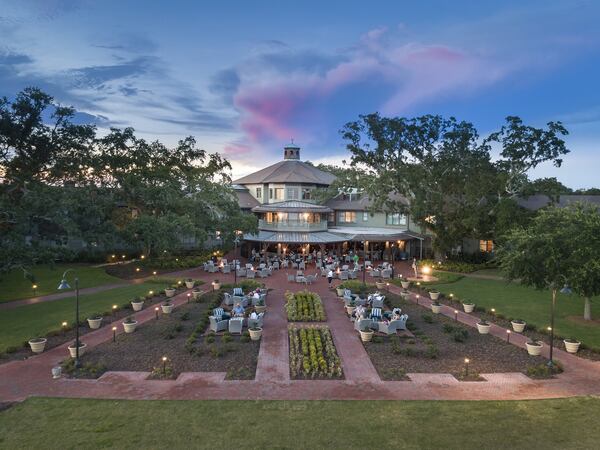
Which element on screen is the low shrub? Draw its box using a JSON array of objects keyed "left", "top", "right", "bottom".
[
  {"left": 421, "top": 313, "right": 434, "bottom": 324},
  {"left": 285, "top": 290, "right": 326, "bottom": 322},
  {"left": 205, "top": 335, "right": 215, "bottom": 344},
  {"left": 453, "top": 329, "right": 469, "bottom": 343},
  {"left": 527, "top": 362, "right": 563, "bottom": 379},
  {"left": 425, "top": 345, "right": 439, "bottom": 359}
]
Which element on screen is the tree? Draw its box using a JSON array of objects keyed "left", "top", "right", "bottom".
[
  {"left": 497, "top": 203, "right": 600, "bottom": 359},
  {"left": 522, "top": 177, "right": 572, "bottom": 202}
]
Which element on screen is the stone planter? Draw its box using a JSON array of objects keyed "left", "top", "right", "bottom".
[
  {"left": 123, "top": 321, "right": 138, "bottom": 333},
  {"left": 255, "top": 305, "right": 267, "bottom": 314},
  {"left": 345, "top": 305, "right": 355, "bottom": 315},
  {"left": 336, "top": 287, "right": 345, "bottom": 297},
  {"left": 52, "top": 366, "right": 62, "bottom": 379},
  {"left": 477, "top": 322, "right": 491, "bottom": 334},
  {"left": 360, "top": 330, "right": 374, "bottom": 342},
  {"left": 192, "top": 290, "right": 202, "bottom": 300},
  {"left": 526, "top": 341, "right": 543, "bottom": 356},
  {"left": 511, "top": 320, "right": 526, "bottom": 333},
  {"left": 68, "top": 343, "right": 87, "bottom": 358},
  {"left": 28, "top": 338, "right": 47, "bottom": 354},
  {"left": 185, "top": 280, "right": 195, "bottom": 289},
  {"left": 131, "top": 301, "right": 144, "bottom": 312},
  {"left": 375, "top": 282, "right": 386, "bottom": 290},
  {"left": 249, "top": 327, "right": 263, "bottom": 341},
  {"left": 429, "top": 291, "right": 440, "bottom": 301},
  {"left": 564, "top": 340, "right": 581, "bottom": 354},
  {"left": 431, "top": 303, "right": 442, "bottom": 314},
  {"left": 87, "top": 317, "right": 103, "bottom": 329},
  {"left": 165, "top": 288, "right": 176, "bottom": 298},
  {"left": 161, "top": 303, "right": 174, "bottom": 314},
  {"left": 401, "top": 281, "right": 410, "bottom": 290},
  {"left": 463, "top": 303, "right": 475, "bottom": 313}
]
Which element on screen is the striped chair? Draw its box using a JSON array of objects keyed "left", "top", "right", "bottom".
[
  {"left": 370, "top": 307, "right": 383, "bottom": 323},
  {"left": 233, "top": 287, "right": 244, "bottom": 296},
  {"left": 213, "top": 307, "right": 226, "bottom": 320}
]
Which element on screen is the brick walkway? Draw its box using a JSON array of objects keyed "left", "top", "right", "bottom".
[{"left": 1, "top": 261, "right": 600, "bottom": 402}]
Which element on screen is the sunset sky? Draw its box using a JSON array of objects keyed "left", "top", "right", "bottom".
[{"left": 1, "top": 0, "right": 599, "bottom": 186}]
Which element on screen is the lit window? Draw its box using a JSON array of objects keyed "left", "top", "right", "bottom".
[
  {"left": 338, "top": 211, "right": 356, "bottom": 223},
  {"left": 479, "top": 240, "right": 494, "bottom": 253},
  {"left": 363, "top": 212, "right": 368, "bottom": 222},
  {"left": 386, "top": 213, "right": 407, "bottom": 225}
]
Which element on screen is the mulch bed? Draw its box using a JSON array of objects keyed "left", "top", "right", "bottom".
[
  {"left": 412, "top": 287, "right": 600, "bottom": 362},
  {"left": 0, "top": 291, "right": 181, "bottom": 366},
  {"left": 66, "top": 293, "right": 259, "bottom": 380},
  {"left": 362, "top": 293, "right": 548, "bottom": 381}
]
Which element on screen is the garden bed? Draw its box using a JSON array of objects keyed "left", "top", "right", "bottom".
[
  {"left": 288, "top": 325, "right": 343, "bottom": 379},
  {"left": 285, "top": 290, "right": 326, "bottom": 322},
  {"left": 363, "top": 293, "right": 549, "bottom": 381},
  {"left": 63, "top": 291, "right": 259, "bottom": 380}
]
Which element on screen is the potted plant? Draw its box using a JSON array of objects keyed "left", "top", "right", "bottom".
[
  {"left": 429, "top": 290, "right": 440, "bottom": 301},
  {"left": 164, "top": 287, "right": 176, "bottom": 298},
  {"left": 255, "top": 299, "right": 267, "bottom": 314},
  {"left": 359, "top": 326, "right": 374, "bottom": 342},
  {"left": 336, "top": 286, "right": 345, "bottom": 297},
  {"left": 28, "top": 337, "right": 47, "bottom": 353},
  {"left": 526, "top": 340, "right": 543, "bottom": 356},
  {"left": 161, "top": 300, "right": 174, "bottom": 314},
  {"left": 564, "top": 338, "right": 581, "bottom": 354},
  {"left": 249, "top": 326, "right": 262, "bottom": 341},
  {"left": 345, "top": 300, "right": 356, "bottom": 316},
  {"left": 401, "top": 280, "right": 410, "bottom": 290},
  {"left": 123, "top": 316, "right": 138, "bottom": 333},
  {"left": 511, "top": 319, "right": 526, "bottom": 333},
  {"left": 462, "top": 302, "right": 475, "bottom": 313},
  {"left": 376, "top": 280, "right": 386, "bottom": 290},
  {"left": 212, "top": 279, "right": 220, "bottom": 291},
  {"left": 185, "top": 278, "right": 195, "bottom": 289},
  {"left": 476, "top": 319, "right": 491, "bottom": 334},
  {"left": 131, "top": 297, "right": 144, "bottom": 311},
  {"left": 87, "top": 316, "right": 103, "bottom": 329},
  {"left": 431, "top": 301, "right": 442, "bottom": 314},
  {"left": 68, "top": 342, "right": 87, "bottom": 358},
  {"left": 192, "top": 288, "right": 202, "bottom": 300}
]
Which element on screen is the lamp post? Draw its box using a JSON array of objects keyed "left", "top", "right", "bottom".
[
  {"left": 57, "top": 270, "right": 81, "bottom": 369},
  {"left": 234, "top": 230, "right": 242, "bottom": 286},
  {"left": 548, "top": 284, "right": 572, "bottom": 367},
  {"left": 361, "top": 241, "right": 366, "bottom": 286}
]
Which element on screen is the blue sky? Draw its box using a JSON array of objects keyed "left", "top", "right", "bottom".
[{"left": 1, "top": 0, "right": 599, "bottom": 186}]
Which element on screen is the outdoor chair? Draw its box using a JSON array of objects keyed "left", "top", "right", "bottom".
[
  {"left": 292, "top": 262, "right": 298, "bottom": 269},
  {"left": 208, "top": 265, "right": 218, "bottom": 273},
  {"left": 299, "top": 261, "right": 306, "bottom": 270},
  {"left": 354, "top": 318, "right": 372, "bottom": 332},
  {"left": 246, "top": 263, "right": 253, "bottom": 269},
  {"left": 296, "top": 275, "right": 306, "bottom": 283},
  {"left": 370, "top": 307, "right": 383, "bottom": 323},
  {"left": 233, "top": 287, "right": 243, "bottom": 296},
  {"left": 221, "top": 259, "right": 228, "bottom": 265},
  {"left": 287, "top": 273, "right": 295, "bottom": 282},
  {"left": 272, "top": 261, "right": 280, "bottom": 270},
  {"left": 228, "top": 318, "right": 244, "bottom": 335},
  {"left": 340, "top": 271, "right": 349, "bottom": 281},
  {"left": 370, "top": 269, "right": 381, "bottom": 278},
  {"left": 365, "top": 261, "right": 372, "bottom": 268},
  {"left": 252, "top": 293, "right": 267, "bottom": 306},
  {"left": 381, "top": 269, "right": 392, "bottom": 279},
  {"left": 209, "top": 316, "right": 229, "bottom": 333},
  {"left": 259, "top": 269, "right": 269, "bottom": 278},
  {"left": 259, "top": 263, "right": 266, "bottom": 269},
  {"left": 213, "top": 307, "right": 226, "bottom": 319},
  {"left": 247, "top": 270, "right": 256, "bottom": 279},
  {"left": 304, "top": 274, "right": 316, "bottom": 285},
  {"left": 371, "top": 296, "right": 385, "bottom": 308},
  {"left": 222, "top": 265, "right": 231, "bottom": 274},
  {"left": 224, "top": 293, "right": 234, "bottom": 306},
  {"left": 342, "top": 264, "right": 349, "bottom": 271},
  {"left": 236, "top": 268, "right": 247, "bottom": 277},
  {"left": 321, "top": 267, "right": 328, "bottom": 277},
  {"left": 282, "top": 260, "right": 289, "bottom": 268}
]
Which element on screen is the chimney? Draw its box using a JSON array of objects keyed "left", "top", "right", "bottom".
[{"left": 283, "top": 141, "right": 300, "bottom": 160}]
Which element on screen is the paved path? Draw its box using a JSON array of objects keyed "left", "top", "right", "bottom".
[{"left": 1, "top": 262, "right": 600, "bottom": 402}]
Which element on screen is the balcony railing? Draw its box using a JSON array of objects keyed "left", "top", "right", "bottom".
[{"left": 259, "top": 219, "right": 327, "bottom": 232}]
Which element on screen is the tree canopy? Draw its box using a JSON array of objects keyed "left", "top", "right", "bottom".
[{"left": 0, "top": 87, "right": 256, "bottom": 272}]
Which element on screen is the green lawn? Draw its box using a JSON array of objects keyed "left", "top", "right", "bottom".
[
  {"left": 0, "top": 281, "right": 169, "bottom": 352},
  {"left": 0, "top": 263, "right": 121, "bottom": 303},
  {"left": 428, "top": 273, "right": 600, "bottom": 349},
  {"left": 1, "top": 397, "right": 599, "bottom": 449}
]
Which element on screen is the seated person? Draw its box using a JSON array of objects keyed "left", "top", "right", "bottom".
[
  {"left": 354, "top": 304, "right": 366, "bottom": 319},
  {"left": 392, "top": 309, "right": 402, "bottom": 321},
  {"left": 252, "top": 290, "right": 260, "bottom": 300},
  {"left": 232, "top": 303, "right": 245, "bottom": 317}
]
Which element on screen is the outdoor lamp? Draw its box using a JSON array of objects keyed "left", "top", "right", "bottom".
[
  {"left": 560, "top": 285, "right": 573, "bottom": 295},
  {"left": 454, "top": 310, "right": 458, "bottom": 321},
  {"left": 506, "top": 330, "right": 511, "bottom": 342},
  {"left": 57, "top": 270, "right": 81, "bottom": 368},
  {"left": 112, "top": 326, "right": 117, "bottom": 342},
  {"left": 58, "top": 279, "right": 71, "bottom": 290}
]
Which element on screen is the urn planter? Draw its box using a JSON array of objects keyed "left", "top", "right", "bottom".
[
  {"left": 161, "top": 303, "right": 174, "bottom": 314},
  {"left": 431, "top": 303, "right": 442, "bottom": 314},
  {"left": 28, "top": 338, "right": 47, "bottom": 354},
  {"left": 255, "top": 305, "right": 267, "bottom": 314},
  {"left": 212, "top": 281, "right": 220, "bottom": 291},
  {"left": 131, "top": 300, "right": 144, "bottom": 312},
  {"left": 401, "top": 281, "right": 410, "bottom": 290},
  {"left": 526, "top": 341, "right": 543, "bottom": 356},
  {"left": 52, "top": 366, "right": 62, "bottom": 379},
  {"left": 164, "top": 288, "right": 176, "bottom": 298},
  {"left": 477, "top": 322, "right": 491, "bottom": 334},
  {"left": 123, "top": 320, "right": 138, "bottom": 333},
  {"left": 429, "top": 291, "right": 440, "bottom": 301},
  {"left": 463, "top": 303, "right": 475, "bottom": 313},
  {"left": 185, "top": 280, "right": 195, "bottom": 289},
  {"left": 336, "top": 287, "right": 345, "bottom": 297},
  {"left": 376, "top": 281, "right": 386, "bottom": 290},
  {"left": 564, "top": 339, "right": 581, "bottom": 354},
  {"left": 511, "top": 320, "right": 526, "bottom": 333},
  {"left": 68, "top": 343, "right": 87, "bottom": 358},
  {"left": 249, "top": 327, "right": 263, "bottom": 341},
  {"left": 87, "top": 317, "right": 103, "bottom": 329},
  {"left": 192, "top": 289, "right": 202, "bottom": 300},
  {"left": 360, "top": 330, "right": 374, "bottom": 342},
  {"left": 345, "top": 305, "right": 355, "bottom": 315}
]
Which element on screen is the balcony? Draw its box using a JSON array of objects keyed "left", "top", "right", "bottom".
[{"left": 258, "top": 219, "right": 328, "bottom": 232}]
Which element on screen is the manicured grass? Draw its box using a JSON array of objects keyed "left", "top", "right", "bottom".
[
  {"left": 428, "top": 273, "right": 600, "bottom": 349},
  {"left": 1, "top": 397, "right": 599, "bottom": 449},
  {"left": 0, "top": 263, "right": 120, "bottom": 303},
  {"left": 0, "top": 281, "right": 169, "bottom": 352}
]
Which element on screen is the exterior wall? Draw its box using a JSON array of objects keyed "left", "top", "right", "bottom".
[{"left": 241, "top": 182, "right": 320, "bottom": 204}]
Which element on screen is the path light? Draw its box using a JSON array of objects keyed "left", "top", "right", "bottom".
[
  {"left": 62, "top": 321, "right": 68, "bottom": 334},
  {"left": 454, "top": 310, "right": 458, "bottom": 321},
  {"left": 464, "top": 358, "right": 470, "bottom": 377},
  {"left": 386, "top": 282, "right": 390, "bottom": 292},
  {"left": 135, "top": 267, "right": 140, "bottom": 272},
  {"left": 32, "top": 284, "right": 38, "bottom": 293},
  {"left": 162, "top": 356, "right": 168, "bottom": 375},
  {"left": 112, "top": 305, "right": 118, "bottom": 316},
  {"left": 155, "top": 307, "right": 159, "bottom": 320},
  {"left": 177, "top": 280, "right": 182, "bottom": 285},
  {"left": 153, "top": 271, "right": 157, "bottom": 276},
  {"left": 449, "top": 293, "right": 454, "bottom": 299},
  {"left": 122, "top": 255, "right": 126, "bottom": 259},
  {"left": 112, "top": 326, "right": 117, "bottom": 342},
  {"left": 187, "top": 293, "right": 191, "bottom": 303},
  {"left": 111, "top": 254, "right": 116, "bottom": 259},
  {"left": 422, "top": 266, "right": 432, "bottom": 275},
  {"left": 140, "top": 255, "right": 145, "bottom": 260},
  {"left": 506, "top": 329, "right": 511, "bottom": 342},
  {"left": 491, "top": 308, "right": 496, "bottom": 315},
  {"left": 416, "top": 294, "right": 420, "bottom": 305},
  {"left": 149, "top": 290, "right": 154, "bottom": 296}
]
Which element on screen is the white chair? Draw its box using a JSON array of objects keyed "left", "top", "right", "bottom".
[
  {"left": 222, "top": 265, "right": 231, "bottom": 274},
  {"left": 247, "top": 270, "right": 256, "bottom": 279},
  {"left": 228, "top": 318, "right": 243, "bottom": 335},
  {"left": 236, "top": 268, "right": 247, "bottom": 277},
  {"left": 299, "top": 261, "right": 306, "bottom": 270},
  {"left": 209, "top": 316, "right": 228, "bottom": 333},
  {"left": 287, "top": 274, "right": 295, "bottom": 282}
]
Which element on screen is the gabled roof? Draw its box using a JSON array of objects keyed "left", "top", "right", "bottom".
[{"left": 233, "top": 160, "right": 336, "bottom": 185}]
